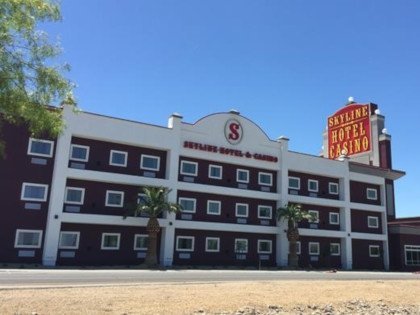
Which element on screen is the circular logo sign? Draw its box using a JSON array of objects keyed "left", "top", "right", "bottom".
[{"left": 224, "top": 119, "right": 243, "bottom": 145}]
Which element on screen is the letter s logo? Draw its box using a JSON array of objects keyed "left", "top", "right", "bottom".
[
  {"left": 225, "top": 119, "right": 243, "bottom": 145},
  {"left": 229, "top": 123, "right": 240, "bottom": 141}
]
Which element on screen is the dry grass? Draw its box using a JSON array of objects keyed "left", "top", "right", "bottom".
[{"left": 1, "top": 280, "right": 419, "bottom": 314}]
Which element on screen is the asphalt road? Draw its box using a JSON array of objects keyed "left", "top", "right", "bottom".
[{"left": 0, "top": 269, "right": 418, "bottom": 289}]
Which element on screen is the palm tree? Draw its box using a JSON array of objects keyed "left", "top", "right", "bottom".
[
  {"left": 132, "top": 186, "right": 181, "bottom": 267},
  {"left": 276, "top": 204, "right": 313, "bottom": 268}
]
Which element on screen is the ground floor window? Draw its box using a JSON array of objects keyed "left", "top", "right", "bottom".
[
  {"left": 101, "top": 233, "right": 120, "bottom": 250},
  {"left": 176, "top": 236, "right": 194, "bottom": 251},
  {"left": 15, "top": 230, "right": 43, "bottom": 248},
  {"left": 257, "top": 240, "right": 272, "bottom": 254},
  {"left": 134, "top": 234, "right": 149, "bottom": 250},
  {"left": 369, "top": 245, "right": 380, "bottom": 257},
  {"left": 234, "top": 239, "right": 248, "bottom": 253},
  {"left": 405, "top": 245, "right": 420, "bottom": 266},
  {"left": 205, "top": 237, "right": 220, "bottom": 252},
  {"left": 59, "top": 231, "right": 80, "bottom": 249}
]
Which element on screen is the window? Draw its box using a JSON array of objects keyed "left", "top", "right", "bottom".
[
  {"left": 105, "top": 190, "right": 124, "bottom": 207},
  {"left": 236, "top": 169, "right": 249, "bottom": 183},
  {"left": 21, "top": 183, "right": 48, "bottom": 202},
  {"left": 308, "top": 179, "right": 319, "bottom": 192},
  {"left": 258, "top": 240, "right": 272, "bottom": 254},
  {"left": 180, "top": 160, "right": 198, "bottom": 176},
  {"left": 258, "top": 172, "right": 273, "bottom": 186},
  {"left": 329, "top": 212, "right": 340, "bottom": 225},
  {"left": 369, "top": 245, "right": 380, "bottom": 257},
  {"left": 27, "top": 138, "right": 54, "bottom": 157},
  {"left": 308, "top": 210, "right": 319, "bottom": 223},
  {"left": 64, "top": 187, "right": 85, "bottom": 205},
  {"left": 405, "top": 245, "right": 420, "bottom": 266},
  {"left": 14, "top": 229, "right": 43, "bottom": 248},
  {"left": 179, "top": 197, "right": 196, "bottom": 213},
  {"left": 234, "top": 239, "right": 248, "bottom": 253},
  {"left": 70, "top": 144, "right": 89, "bottom": 162},
  {"left": 58, "top": 231, "right": 80, "bottom": 249},
  {"left": 134, "top": 234, "right": 149, "bottom": 250},
  {"left": 141, "top": 155, "right": 160, "bottom": 171},
  {"left": 137, "top": 193, "right": 147, "bottom": 205},
  {"left": 207, "top": 200, "right": 221, "bottom": 215},
  {"left": 309, "top": 242, "right": 320, "bottom": 255},
  {"left": 176, "top": 236, "right": 194, "bottom": 251},
  {"left": 330, "top": 243, "right": 340, "bottom": 256},
  {"left": 367, "top": 188, "right": 378, "bottom": 200},
  {"left": 258, "top": 205, "right": 272, "bottom": 219},
  {"left": 367, "top": 216, "right": 379, "bottom": 228},
  {"left": 101, "top": 233, "right": 120, "bottom": 250},
  {"left": 329, "top": 182, "right": 339, "bottom": 195},
  {"left": 205, "top": 237, "right": 220, "bottom": 252},
  {"left": 288, "top": 177, "right": 300, "bottom": 189},
  {"left": 289, "top": 241, "right": 301, "bottom": 254},
  {"left": 208, "top": 164, "right": 222, "bottom": 179},
  {"left": 109, "top": 150, "right": 127, "bottom": 167},
  {"left": 235, "top": 203, "right": 248, "bottom": 217}
]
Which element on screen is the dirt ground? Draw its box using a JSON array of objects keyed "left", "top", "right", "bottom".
[{"left": 0, "top": 280, "right": 419, "bottom": 314}]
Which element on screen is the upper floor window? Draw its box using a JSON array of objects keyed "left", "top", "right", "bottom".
[
  {"left": 208, "top": 164, "right": 222, "bottom": 179},
  {"left": 308, "top": 179, "right": 319, "bottom": 192},
  {"left": 109, "top": 150, "right": 128, "bottom": 167},
  {"left": 101, "top": 233, "right": 120, "bottom": 250},
  {"left": 258, "top": 172, "right": 273, "bottom": 186},
  {"left": 27, "top": 138, "right": 54, "bottom": 157},
  {"left": 70, "top": 144, "right": 89, "bottom": 162},
  {"left": 236, "top": 169, "right": 249, "bottom": 183},
  {"left": 180, "top": 160, "right": 198, "bottom": 176},
  {"left": 330, "top": 243, "right": 341, "bottom": 256},
  {"left": 308, "top": 210, "right": 319, "bottom": 223},
  {"left": 309, "top": 242, "right": 320, "bottom": 255},
  {"left": 14, "top": 229, "right": 43, "bottom": 248},
  {"left": 258, "top": 205, "right": 272, "bottom": 219},
  {"left": 235, "top": 203, "right": 249, "bottom": 217},
  {"left": 367, "top": 216, "right": 379, "bottom": 228},
  {"left": 329, "top": 212, "right": 340, "bottom": 225},
  {"left": 205, "top": 237, "right": 220, "bottom": 252},
  {"left": 134, "top": 234, "right": 149, "bottom": 250},
  {"left": 179, "top": 197, "right": 196, "bottom": 213},
  {"left": 176, "top": 236, "right": 194, "bottom": 251},
  {"left": 369, "top": 245, "right": 380, "bottom": 257},
  {"left": 234, "top": 238, "right": 248, "bottom": 253},
  {"left": 21, "top": 183, "right": 48, "bottom": 202},
  {"left": 207, "top": 200, "right": 221, "bottom": 215},
  {"left": 59, "top": 231, "right": 80, "bottom": 249},
  {"left": 258, "top": 240, "right": 272, "bottom": 254},
  {"left": 329, "top": 182, "right": 339, "bottom": 195},
  {"left": 288, "top": 177, "right": 300, "bottom": 190},
  {"left": 64, "top": 187, "right": 85, "bottom": 205},
  {"left": 105, "top": 190, "right": 124, "bottom": 207},
  {"left": 367, "top": 188, "right": 378, "bottom": 200},
  {"left": 141, "top": 155, "right": 160, "bottom": 171}
]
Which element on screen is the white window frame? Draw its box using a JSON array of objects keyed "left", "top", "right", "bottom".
[
  {"left": 105, "top": 190, "right": 124, "bottom": 208},
  {"left": 180, "top": 160, "right": 198, "bottom": 176},
  {"left": 367, "top": 216, "right": 379, "bottom": 228},
  {"left": 21, "top": 182, "right": 48, "bottom": 202},
  {"left": 176, "top": 236, "right": 195, "bottom": 252},
  {"left": 288, "top": 176, "right": 300, "bottom": 189},
  {"left": 309, "top": 242, "right": 320, "bottom": 255},
  {"left": 404, "top": 245, "right": 420, "bottom": 266},
  {"left": 207, "top": 200, "right": 221, "bottom": 215},
  {"left": 369, "top": 245, "right": 380, "bottom": 257},
  {"left": 258, "top": 172, "right": 273, "bottom": 186},
  {"left": 208, "top": 164, "right": 222, "bottom": 179},
  {"left": 133, "top": 234, "right": 149, "bottom": 250},
  {"left": 140, "top": 154, "right": 160, "bottom": 171},
  {"left": 179, "top": 197, "right": 196, "bottom": 213},
  {"left": 109, "top": 150, "right": 128, "bottom": 167},
  {"left": 258, "top": 240, "right": 272, "bottom": 254},
  {"left": 14, "top": 229, "right": 43, "bottom": 248},
  {"left": 330, "top": 243, "right": 340, "bottom": 256},
  {"left": 308, "top": 179, "right": 319, "bottom": 192},
  {"left": 234, "top": 238, "right": 248, "bottom": 253},
  {"left": 235, "top": 203, "right": 249, "bottom": 218},
  {"left": 101, "top": 233, "right": 120, "bottom": 250},
  {"left": 329, "top": 212, "right": 340, "bottom": 225},
  {"left": 27, "top": 138, "right": 54, "bottom": 157},
  {"left": 64, "top": 187, "right": 85, "bottom": 205},
  {"left": 367, "top": 188, "right": 378, "bottom": 200},
  {"left": 329, "top": 182, "right": 339, "bottom": 195},
  {"left": 205, "top": 237, "right": 220, "bottom": 252},
  {"left": 308, "top": 210, "right": 320, "bottom": 223},
  {"left": 258, "top": 205, "right": 272, "bottom": 219},
  {"left": 236, "top": 169, "right": 249, "bottom": 183},
  {"left": 70, "top": 144, "right": 90, "bottom": 162},
  {"left": 58, "top": 231, "right": 80, "bottom": 249}
]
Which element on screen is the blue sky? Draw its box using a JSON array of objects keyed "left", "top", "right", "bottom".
[{"left": 46, "top": 1, "right": 419, "bottom": 217}]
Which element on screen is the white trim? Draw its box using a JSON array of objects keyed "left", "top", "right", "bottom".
[
  {"left": 308, "top": 210, "right": 319, "bottom": 223},
  {"left": 109, "top": 150, "right": 128, "bottom": 167},
  {"left": 258, "top": 172, "right": 273, "bottom": 186},
  {"left": 14, "top": 229, "right": 43, "bottom": 248},
  {"left": 308, "top": 179, "right": 319, "bottom": 192},
  {"left": 180, "top": 160, "right": 198, "bottom": 176},
  {"left": 288, "top": 176, "right": 300, "bottom": 190},
  {"left": 179, "top": 197, "right": 196, "bottom": 213},
  {"left": 369, "top": 245, "right": 380, "bottom": 257},
  {"left": 176, "top": 236, "right": 194, "bottom": 252},
  {"left": 328, "top": 182, "right": 339, "bottom": 195},
  {"left": 64, "top": 187, "right": 85, "bottom": 205},
  {"left": 309, "top": 242, "right": 320, "bottom": 255},
  {"left": 70, "top": 144, "right": 90, "bottom": 162},
  {"left": 21, "top": 182, "right": 48, "bottom": 202},
  {"left": 27, "top": 138, "right": 54, "bottom": 157},
  {"left": 367, "top": 188, "right": 378, "bottom": 200},
  {"left": 140, "top": 154, "right": 160, "bottom": 171},
  {"left": 234, "top": 238, "right": 248, "bottom": 253},
  {"left": 101, "top": 233, "right": 120, "bottom": 250},
  {"left": 404, "top": 245, "right": 420, "bottom": 266},
  {"left": 235, "top": 203, "right": 249, "bottom": 218},
  {"left": 105, "top": 190, "right": 124, "bottom": 207},
  {"left": 58, "top": 231, "right": 80, "bottom": 249},
  {"left": 207, "top": 200, "right": 221, "bottom": 215},
  {"left": 236, "top": 169, "right": 249, "bottom": 183},
  {"left": 205, "top": 237, "right": 220, "bottom": 252},
  {"left": 133, "top": 234, "right": 149, "bottom": 250},
  {"left": 329, "top": 212, "right": 340, "bottom": 225},
  {"left": 258, "top": 239, "right": 272, "bottom": 254},
  {"left": 330, "top": 243, "right": 340, "bottom": 256},
  {"left": 208, "top": 164, "right": 222, "bottom": 179},
  {"left": 367, "top": 216, "right": 379, "bottom": 228},
  {"left": 257, "top": 205, "right": 272, "bottom": 219}
]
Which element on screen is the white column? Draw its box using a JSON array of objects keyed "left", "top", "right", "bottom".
[{"left": 341, "top": 158, "right": 353, "bottom": 270}]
